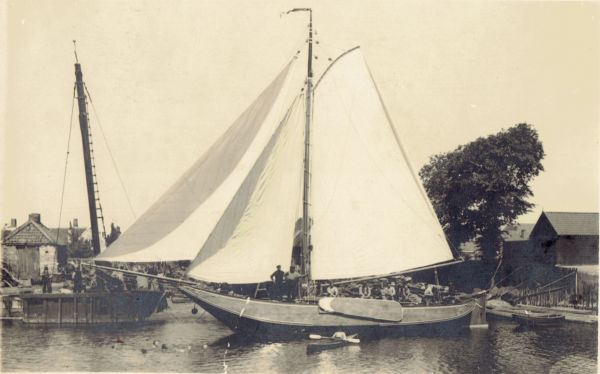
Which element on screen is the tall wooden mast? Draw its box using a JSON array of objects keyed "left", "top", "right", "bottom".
[
  {"left": 73, "top": 42, "right": 102, "bottom": 256},
  {"left": 286, "top": 8, "right": 314, "bottom": 294}
]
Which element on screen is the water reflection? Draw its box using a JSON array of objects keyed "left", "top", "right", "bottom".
[{"left": 2, "top": 303, "right": 597, "bottom": 373}]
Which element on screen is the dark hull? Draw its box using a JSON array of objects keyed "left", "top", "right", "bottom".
[
  {"left": 512, "top": 313, "right": 565, "bottom": 327},
  {"left": 20, "top": 290, "right": 167, "bottom": 324},
  {"left": 307, "top": 340, "right": 346, "bottom": 354},
  {"left": 180, "top": 286, "right": 483, "bottom": 340}
]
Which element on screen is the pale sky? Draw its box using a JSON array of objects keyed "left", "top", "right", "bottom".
[{"left": 2, "top": 0, "right": 598, "bottom": 231}]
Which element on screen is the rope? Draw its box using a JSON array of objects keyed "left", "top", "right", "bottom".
[
  {"left": 488, "top": 255, "right": 503, "bottom": 289},
  {"left": 55, "top": 84, "right": 77, "bottom": 243},
  {"left": 493, "top": 265, "right": 524, "bottom": 288},
  {"left": 83, "top": 83, "right": 137, "bottom": 219}
]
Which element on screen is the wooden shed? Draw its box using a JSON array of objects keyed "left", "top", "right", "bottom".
[
  {"left": 1, "top": 213, "right": 69, "bottom": 281},
  {"left": 529, "top": 212, "right": 598, "bottom": 266}
]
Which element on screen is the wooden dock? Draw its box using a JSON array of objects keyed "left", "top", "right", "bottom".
[{"left": 19, "top": 290, "right": 167, "bottom": 324}]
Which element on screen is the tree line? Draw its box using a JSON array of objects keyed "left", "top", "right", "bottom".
[{"left": 419, "top": 123, "right": 545, "bottom": 273}]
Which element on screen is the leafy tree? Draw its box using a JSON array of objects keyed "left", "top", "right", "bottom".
[{"left": 419, "top": 123, "right": 544, "bottom": 265}]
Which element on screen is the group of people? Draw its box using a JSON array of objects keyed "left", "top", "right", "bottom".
[
  {"left": 266, "top": 265, "right": 452, "bottom": 306},
  {"left": 319, "top": 278, "right": 451, "bottom": 306},
  {"left": 109, "top": 265, "right": 163, "bottom": 292},
  {"left": 270, "top": 265, "right": 305, "bottom": 301},
  {"left": 41, "top": 263, "right": 88, "bottom": 294}
]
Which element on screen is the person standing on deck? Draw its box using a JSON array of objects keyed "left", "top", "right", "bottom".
[
  {"left": 386, "top": 282, "right": 397, "bottom": 300},
  {"left": 285, "top": 266, "right": 305, "bottom": 302},
  {"left": 424, "top": 284, "right": 434, "bottom": 305},
  {"left": 359, "top": 283, "right": 372, "bottom": 298},
  {"left": 270, "top": 265, "right": 285, "bottom": 300},
  {"left": 380, "top": 280, "right": 390, "bottom": 299},
  {"left": 111, "top": 268, "right": 125, "bottom": 291},
  {"left": 327, "top": 282, "right": 339, "bottom": 297}
]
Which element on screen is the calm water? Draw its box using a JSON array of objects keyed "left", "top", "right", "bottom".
[{"left": 2, "top": 303, "right": 597, "bottom": 373}]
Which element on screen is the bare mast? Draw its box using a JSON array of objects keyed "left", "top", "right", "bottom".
[
  {"left": 73, "top": 41, "right": 102, "bottom": 256},
  {"left": 286, "top": 8, "right": 314, "bottom": 295}
]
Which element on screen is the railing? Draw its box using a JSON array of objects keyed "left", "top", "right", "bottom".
[{"left": 516, "top": 271, "right": 597, "bottom": 314}]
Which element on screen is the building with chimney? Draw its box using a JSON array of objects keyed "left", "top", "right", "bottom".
[{"left": 1, "top": 213, "right": 86, "bottom": 281}]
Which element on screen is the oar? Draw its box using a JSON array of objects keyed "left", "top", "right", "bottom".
[{"left": 309, "top": 333, "right": 359, "bottom": 343}]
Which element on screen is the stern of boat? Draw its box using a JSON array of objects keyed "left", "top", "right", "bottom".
[{"left": 468, "top": 291, "right": 488, "bottom": 329}]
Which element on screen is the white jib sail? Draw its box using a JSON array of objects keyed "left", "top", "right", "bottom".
[
  {"left": 310, "top": 48, "right": 454, "bottom": 280},
  {"left": 186, "top": 97, "right": 305, "bottom": 283},
  {"left": 97, "top": 61, "right": 298, "bottom": 262}
]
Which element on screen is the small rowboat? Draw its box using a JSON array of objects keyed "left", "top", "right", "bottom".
[
  {"left": 512, "top": 312, "right": 565, "bottom": 327},
  {"left": 307, "top": 339, "right": 347, "bottom": 354},
  {"left": 307, "top": 332, "right": 359, "bottom": 354}
]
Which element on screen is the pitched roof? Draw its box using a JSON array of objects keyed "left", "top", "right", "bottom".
[
  {"left": 543, "top": 212, "right": 599, "bottom": 236},
  {"left": 3, "top": 220, "right": 56, "bottom": 246},
  {"left": 503, "top": 223, "right": 535, "bottom": 242},
  {"left": 2, "top": 217, "right": 87, "bottom": 247}
]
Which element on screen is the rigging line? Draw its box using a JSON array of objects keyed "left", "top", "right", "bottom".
[
  {"left": 55, "top": 84, "right": 77, "bottom": 243},
  {"left": 285, "top": 27, "right": 311, "bottom": 67},
  {"left": 83, "top": 83, "right": 137, "bottom": 220}
]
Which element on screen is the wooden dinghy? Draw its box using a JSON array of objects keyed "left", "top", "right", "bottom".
[
  {"left": 307, "top": 332, "right": 359, "bottom": 354},
  {"left": 307, "top": 339, "right": 346, "bottom": 354},
  {"left": 512, "top": 312, "right": 565, "bottom": 327}
]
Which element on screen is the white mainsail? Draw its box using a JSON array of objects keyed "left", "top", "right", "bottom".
[
  {"left": 309, "top": 48, "right": 454, "bottom": 280},
  {"left": 96, "top": 61, "right": 298, "bottom": 262},
  {"left": 99, "top": 43, "right": 453, "bottom": 284},
  {"left": 186, "top": 97, "right": 305, "bottom": 283}
]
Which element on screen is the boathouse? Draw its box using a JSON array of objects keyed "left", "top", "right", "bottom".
[
  {"left": 1, "top": 214, "right": 85, "bottom": 281},
  {"left": 499, "top": 212, "right": 599, "bottom": 311},
  {"left": 529, "top": 212, "right": 598, "bottom": 266}
]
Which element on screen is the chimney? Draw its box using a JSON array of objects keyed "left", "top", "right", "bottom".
[
  {"left": 73, "top": 218, "right": 78, "bottom": 228},
  {"left": 29, "top": 213, "right": 41, "bottom": 224},
  {"left": 10, "top": 218, "right": 17, "bottom": 227},
  {"left": 520, "top": 229, "right": 525, "bottom": 239}
]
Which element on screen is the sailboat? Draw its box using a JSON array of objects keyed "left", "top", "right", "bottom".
[
  {"left": 17, "top": 44, "right": 168, "bottom": 325},
  {"left": 98, "top": 9, "right": 486, "bottom": 338}
]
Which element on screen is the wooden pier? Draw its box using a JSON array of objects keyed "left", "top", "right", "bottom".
[{"left": 19, "top": 290, "right": 167, "bottom": 324}]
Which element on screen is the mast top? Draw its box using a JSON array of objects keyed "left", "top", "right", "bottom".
[
  {"left": 283, "top": 8, "right": 313, "bottom": 77},
  {"left": 73, "top": 40, "right": 79, "bottom": 63}
]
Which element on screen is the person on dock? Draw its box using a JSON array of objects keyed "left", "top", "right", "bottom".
[
  {"left": 73, "top": 266, "right": 83, "bottom": 293},
  {"left": 42, "top": 266, "right": 52, "bottom": 293},
  {"left": 270, "top": 265, "right": 285, "bottom": 300}
]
